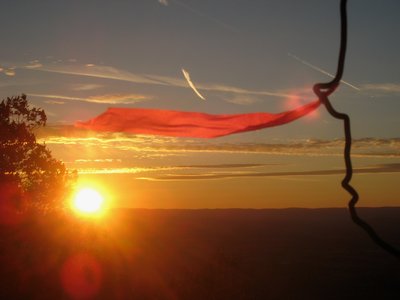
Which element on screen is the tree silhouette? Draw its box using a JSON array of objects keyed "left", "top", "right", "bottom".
[{"left": 0, "top": 94, "right": 76, "bottom": 211}]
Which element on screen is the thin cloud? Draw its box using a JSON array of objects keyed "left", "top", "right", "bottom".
[
  {"left": 361, "top": 83, "right": 400, "bottom": 94},
  {"left": 44, "top": 100, "right": 65, "bottom": 105},
  {"left": 18, "top": 62, "right": 291, "bottom": 99},
  {"left": 178, "top": 163, "right": 275, "bottom": 169},
  {"left": 72, "top": 163, "right": 273, "bottom": 175},
  {"left": 36, "top": 129, "right": 400, "bottom": 159},
  {"left": 181, "top": 68, "right": 206, "bottom": 100},
  {"left": 140, "top": 163, "right": 400, "bottom": 181},
  {"left": 3, "top": 68, "right": 16, "bottom": 76},
  {"left": 21, "top": 64, "right": 163, "bottom": 86},
  {"left": 224, "top": 95, "right": 260, "bottom": 105},
  {"left": 77, "top": 167, "right": 152, "bottom": 175},
  {"left": 288, "top": 53, "right": 360, "bottom": 91},
  {"left": 72, "top": 83, "right": 103, "bottom": 91},
  {"left": 29, "top": 93, "right": 150, "bottom": 104},
  {"left": 88, "top": 93, "right": 149, "bottom": 103},
  {"left": 74, "top": 158, "right": 122, "bottom": 163},
  {"left": 201, "top": 83, "right": 291, "bottom": 98},
  {"left": 36, "top": 129, "right": 400, "bottom": 176},
  {"left": 145, "top": 73, "right": 291, "bottom": 98}
]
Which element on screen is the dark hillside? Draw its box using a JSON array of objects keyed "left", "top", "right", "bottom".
[{"left": 1, "top": 208, "right": 399, "bottom": 299}]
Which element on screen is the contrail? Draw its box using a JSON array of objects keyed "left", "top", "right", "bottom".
[
  {"left": 18, "top": 62, "right": 291, "bottom": 98},
  {"left": 181, "top": 68, "right": 206, "bottom": 100},
  {"left": 288, "top": 53, "right": 360, "bottom": 91},
  {"left": 28, "top": 93, "right": 148, "bottom": 104}
]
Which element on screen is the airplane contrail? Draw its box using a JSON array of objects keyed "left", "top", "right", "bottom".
[
  {"left": 181, "top": 68, "right": 206, "bottom": 100},
  {"left": 288, "top": 53, "right": 360, "bottom": 91},
  {"left": 28, "top": 93, "right": 148, "bottom": 104},
  {"left": 17, "top": 62, "right": 291, "bottom": 98}
]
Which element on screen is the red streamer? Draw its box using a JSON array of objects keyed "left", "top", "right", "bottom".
[{"left": 75, "top": 100, "right": 320, "bottom": 138}]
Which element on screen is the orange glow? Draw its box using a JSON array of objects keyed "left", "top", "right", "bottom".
[
  {"left": 72, "top": 187, "right": 106, "bottom": 216},
  {"left": 284, "top": 91, "right": 320, "bottom": 120}
]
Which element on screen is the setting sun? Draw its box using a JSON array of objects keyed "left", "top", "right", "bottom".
[{"left": 73, "top": 188, "right": 105, "bottom": 215}]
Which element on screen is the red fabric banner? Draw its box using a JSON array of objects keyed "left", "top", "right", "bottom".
[{"left": 75, "top": 100, "right": 320, "bottom": 138}]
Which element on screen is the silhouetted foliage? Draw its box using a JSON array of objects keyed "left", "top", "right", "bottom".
[{"left": 0, "top": 94, "right": 76, "bottom": 211}]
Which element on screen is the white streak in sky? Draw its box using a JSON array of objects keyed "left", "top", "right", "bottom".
[
  {"left": 362, "top": 83, "right": 400, "bottom": 94},
  {"left": 22, "top": 64, "right": 163, "bottom": 85},
  {"left": 288, "top": 53, "right": 360, "bottom": 91},
  {"left": 28, "top": 93, "right": 149, "bottom": 104},
  {"left": 224, "top": 95, "right": 260, "bottom": 105},
  {"left": 181, "top": 68, "right": 206, "bottom": 100},
  {"left": 16, "top": 62, "right": 291, "bottom": 98}
]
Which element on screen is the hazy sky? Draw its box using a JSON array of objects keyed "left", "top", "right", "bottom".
[{"left": 1, "top": 0, "right": 399, "bottom": 208}]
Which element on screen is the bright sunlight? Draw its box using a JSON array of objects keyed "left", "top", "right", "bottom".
[{"left": 73, "top": 188, "right": 105, "bottom": 215}]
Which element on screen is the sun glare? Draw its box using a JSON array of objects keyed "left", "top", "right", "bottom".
[{"left": 73, "top": 188, "right": 105, "bottom": 215}]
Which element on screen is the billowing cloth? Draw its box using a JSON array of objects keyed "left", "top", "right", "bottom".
[{"left": 75, "top": 100, "right": 320, "bottom": 138}]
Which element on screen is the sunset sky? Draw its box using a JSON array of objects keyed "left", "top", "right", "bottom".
[{"left": 1, "top": 0, "right": 399, "bottom": 208}]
